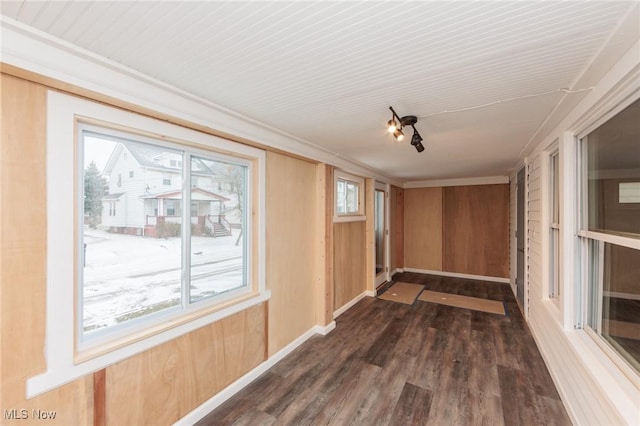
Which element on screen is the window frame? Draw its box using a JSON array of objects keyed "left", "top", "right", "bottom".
[
  {"left": 77, "top": 123, "right": 254, "bottom": 351},
  {"left": 576, "top": 96, "right": 640, "bottom": 384},
  {"left": 333, "top": 170, "right": 365, "bottom": 222},
  {"left": 548, "top": 148, "right": 560, "bottom": 300},
  {"left": 26, "top": 90, "right": 269, "bottom": 398}
]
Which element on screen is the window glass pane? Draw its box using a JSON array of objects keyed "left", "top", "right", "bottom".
[
  {"left": 587, "top": 241, "right": 640, "bottom": 373},
  {"left": 374, "top": 189, "right": 385, "bottom": 275},
  {"left": 190, "top": 157, "right": 247, "bottom": 303},
  {"left": 336, "top": 180, "right": 346, "bottom": 214},
  {"left": 551, "top": 152, "right": 559, "bottom": 224},
  {"left": 584, "top": 99, "right": 640, "bottom": 237},
  {"left": 82, "top": 134, "right": 182, "bottom": 336},
  {"left": 346, "top": 182, "right": 358, "bottom": 213}
]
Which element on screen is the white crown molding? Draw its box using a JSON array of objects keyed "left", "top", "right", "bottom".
[
  {"left": 0, "top": 16, "right": 404, "bottom": 187},
  {"left": 403, "top": 175, "right": 509, "bottom": 189}
]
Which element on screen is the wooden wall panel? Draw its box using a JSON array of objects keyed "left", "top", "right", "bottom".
[
  {"left": 443, "top": 184, "right": 510, "bottom": 278},
  {"left": 265, "top": 152, "right": 317, "bottom": 355},
  {"left": 403, "top": 187, "right": 443, "bottom": 271},
  {"left": 105, "top": 304, "right": 265, "bottom": 425},
  {"left": 334, "top": 221, "right": 367, "bottom": 309},
  {"left": 390, "top": 186, "right": 404, "bottom": 273},
  {"left": 0, "top": 74, "right": 93, "bottom": 425},
  {"left": 365, "top": 179, "right": 375, "bottom": 292}
]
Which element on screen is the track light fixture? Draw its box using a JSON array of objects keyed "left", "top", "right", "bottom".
[{"left": 387, "top": 106, "right": 425, "bottom": 153}]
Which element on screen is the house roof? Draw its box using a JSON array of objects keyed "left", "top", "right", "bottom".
[
  {"left": 102, "top": 192, "right": 125, "bottom": 201},
  {"left": 141, "top": 187, "right": 230, "bottom": 202},
  {"left": 102, "top": 142, "right": 217, "bottom": 176}
]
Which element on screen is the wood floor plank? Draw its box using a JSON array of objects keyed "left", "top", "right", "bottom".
[
  {"left": 275, "top": 355, "right": 367, "bottom": 423},
  {"left": 363, "top": 316, "right": 406, "bottom": 367},
  {"left": 200, "top": 273, "right": 571, "bottom": 426},
  {"left": 388, "top": 382, "right": 433, "bottom": 426},
  {"left": 346, "top": 354, "right": 417, "bottom": 425},
  {"left": 312, "top": 363, "right": 381, "bottom": 425}
]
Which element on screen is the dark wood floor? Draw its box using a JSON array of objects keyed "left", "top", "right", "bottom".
[{"left": 197, "top": 273, "right": 572, "bottom": 426}]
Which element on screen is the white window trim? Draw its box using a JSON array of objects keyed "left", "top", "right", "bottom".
[
  {"left": 547, "top": 146, "right": 561, "bottom": 302},
  {"left": 27, "top": 90, "right": 269, "bottom": 399},
  {"left": 333, "top": 170, "right": 365, "bottom": 222},
  {"left": 76, "top": 123, "right": 256, "bottom": 354},
  {"left": 573, "top": 95, "right": 640, "bottom": 389}
]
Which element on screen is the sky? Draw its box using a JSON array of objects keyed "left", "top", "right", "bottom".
[{"left": 84, "top": 135, "right": 116, "bottom": 172}]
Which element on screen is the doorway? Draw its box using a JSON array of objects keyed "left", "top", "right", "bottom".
[
  {"left": 516, "top": 167, "right": 526, "bottom": 308},
  {"left": 374, "top": 183, "right": 389, "bottom": 288}
]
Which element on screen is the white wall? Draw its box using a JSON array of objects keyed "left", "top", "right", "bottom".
[{"left": 516, "top": 38, "right": 640, "bottom": 425}]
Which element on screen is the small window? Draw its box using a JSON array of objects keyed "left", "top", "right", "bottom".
[
  {"left": 163, "top": 178, "right": 171, "bottom": 186},
  {"left": 170, "top": 159, "right": 177, "bottom": 167},
  {"left": 129, "top": 171, "right": 134, "bottom": 178},
  {"left": 334, "top": 170, "right": 365, "bottom": 222},
  {"left": 117, "top": 173, "right": 122, "bottom": 187}
]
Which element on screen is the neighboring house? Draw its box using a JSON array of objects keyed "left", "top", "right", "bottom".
[{"left": 101, "top": 142, "right": 233, "bottom": 237}]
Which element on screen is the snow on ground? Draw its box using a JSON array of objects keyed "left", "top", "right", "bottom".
[{"left": 83, "top": 228, "right": 243, "bottom": 332}]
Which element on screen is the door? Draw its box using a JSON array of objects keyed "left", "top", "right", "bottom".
[
  {"left": 516, "top": 167, "right": 526, "bottom": 307},
  {"left": 374, "top": 183, "right": 389, "bottom": 287}
]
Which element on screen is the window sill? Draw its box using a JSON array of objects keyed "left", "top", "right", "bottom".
[{"left": 26, "top": 289, "right": 271, "bottom": 399}]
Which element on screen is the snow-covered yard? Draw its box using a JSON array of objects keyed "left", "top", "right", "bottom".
[{"left": 82, "top": 228, "right": 244, "bottom": 332}]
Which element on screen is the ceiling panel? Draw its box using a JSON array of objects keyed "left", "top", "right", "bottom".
[{"left": 1, "top": 0, "right": 636, "bottom": 182}]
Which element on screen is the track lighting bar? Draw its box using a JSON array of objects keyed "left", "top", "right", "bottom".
[{"left": 387, "top": 106, "right": 425, "bottom": 153}]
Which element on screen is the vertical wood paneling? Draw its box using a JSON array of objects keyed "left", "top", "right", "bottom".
[
  {"left": 403, "top": 188, "right": 443, "bottom": 271},
  {"left": 365, "top": 178, "right": 375, "bottom": 291},
  {"left": 389, "top": 186, "right": 397, "bottom": 272},
  {"left": 315, "top": 163, "right": 334, "bottom": 326},
  {"left": 265, "top": 152, "right": 317, "bottom": 354},
  {"left": 443, "top": 185, "right": 510, "bottom": 278},
  {"left": 389, "top": 185, "right": 404, "bottom": 273},
  {"left": 94, "top": 370, "right": 106, "bottom": 426},
  {"left": 105, "top": 304, "right": 265, "bottom": 425},
  {"left": 0, "top": 74, "right": 93, "bottom": 425},
  {"left": 396, "top": 187, "right": 404, "bottom": 270},
  {"left": 334, "top": 221, "right": 367, "bottom": 309}
]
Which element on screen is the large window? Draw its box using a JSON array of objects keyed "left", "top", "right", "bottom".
[
  {"left": 29, "top": 92, "right": 267, "bottom": 397},
  {"left": 81, "top": 126, "right": 249, "bottom": 343},
  {"left": 579, "top": 98, "right": 640, "bottom": 375}
]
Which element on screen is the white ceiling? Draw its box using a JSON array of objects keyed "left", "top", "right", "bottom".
[{"left": 1, "top": 1, "right": 638, "bottom": 182}]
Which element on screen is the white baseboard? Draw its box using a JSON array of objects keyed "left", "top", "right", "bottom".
[
  {"left": 332, "top": 290, "right": 375, "bottom": 319},
  {"left": 314, "top": 321, "right": 336, "bottom": 335},
  {"left": 173, "top": 321, "right": 336, "bottom": 425},
  {"left": 402, "top": 268, "right": 510, "bottom": 284},
  {"left": 390, "top": 268, "right": 404, "bottom": 276}
]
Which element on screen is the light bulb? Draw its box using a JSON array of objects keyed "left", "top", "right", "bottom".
[{"left": 387, "top": 120, "right": 397, "bottom": 133}]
